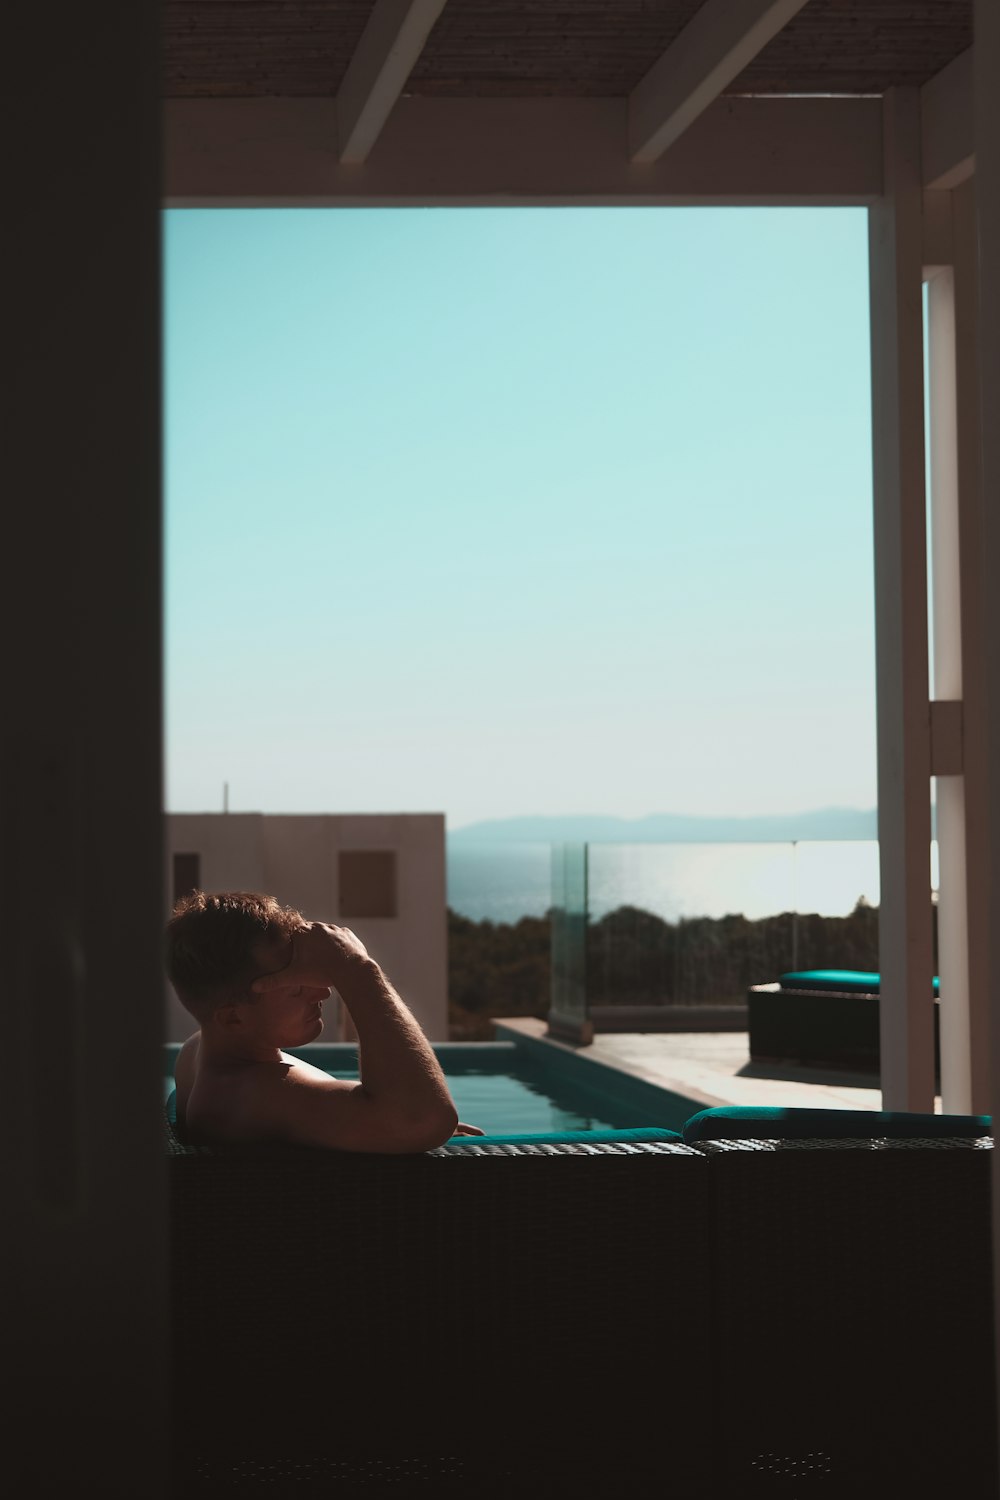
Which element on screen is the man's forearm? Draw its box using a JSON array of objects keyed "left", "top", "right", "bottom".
[{"left": 338, "top": 958, "right": 456, "bottom": 1125}]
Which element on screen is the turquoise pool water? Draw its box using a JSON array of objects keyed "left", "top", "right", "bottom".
[
  {"left": 163, "top": 1039, "right": 695, "bottom": 1134},
  {"left": 307, "top": 1063, "right": 628, "bottom": 1134}
]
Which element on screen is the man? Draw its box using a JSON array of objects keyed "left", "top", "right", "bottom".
[{"left": 166, "top": 890, "right": 483, "bottom": 1151}]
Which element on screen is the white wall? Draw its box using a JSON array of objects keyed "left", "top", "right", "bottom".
[{"left": 164, "top": 813, "right": 448, "bottom": 1043}]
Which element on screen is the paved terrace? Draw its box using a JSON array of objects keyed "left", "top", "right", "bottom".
[{"left": 497, "top": 1016, "right": 943, "bottom": 1114}]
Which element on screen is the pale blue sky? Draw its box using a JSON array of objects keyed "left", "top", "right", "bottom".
[{"left": 164, "top": 207, "right": 877, "bottom": 829}]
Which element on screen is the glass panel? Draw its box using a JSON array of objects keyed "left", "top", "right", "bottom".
[
  {"left": 793, "top": 839, "right": 880, "bottom": 916},
  {"left": 549, "top": 843, "right": 589, "bottom": 1035},
  {"left": 791, "top": 840, "right": 880, "bottom": 974},
  {"left": 584, "top": 841, "right": 881, "bottom": 1013},
  {"left": 585, "top": 842, "right": 794, "bottom": 1009}
]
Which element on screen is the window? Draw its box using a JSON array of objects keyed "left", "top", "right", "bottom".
[
  {"left": 339, "top": 851, "right": 396, "bottom": 919},
  {"left": 173, "top": 852, "right": 200, "bottom": 906}
]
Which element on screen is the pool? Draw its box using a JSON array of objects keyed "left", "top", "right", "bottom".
[{"left": 163, "top": 1034, "right": 697, "bottom": 1134}]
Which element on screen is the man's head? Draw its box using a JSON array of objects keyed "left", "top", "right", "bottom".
[{"left": 165, "top": 890, "right": 329, "bottom": 1049}]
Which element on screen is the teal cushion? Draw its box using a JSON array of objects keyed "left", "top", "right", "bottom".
[
  {"left": 779, "top": 969, "right": 940, "bottom": 996},
  {"left": 682, "top": 1105, "right": 990, "bottom": 1144},
  {"left": 444, "top": 1127, "right": 681, "bottom": 1148}
]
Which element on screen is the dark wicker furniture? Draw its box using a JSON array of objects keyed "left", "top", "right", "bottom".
[
  {"left": 703, "top": 1135, "right": 995, "bottom": 1497},
  {"left": 748, "top": 979, "right": 941, "bottom": 1077},
  {"left": 167, "top": 1119, "right": 711, "bottom": 1498},
  {"left": 167, "top": 1117, "right": 995, "bottom": 1499}
]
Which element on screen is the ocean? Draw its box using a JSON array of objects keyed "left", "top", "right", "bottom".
[{"left": 446, "top": 839, "right": 892, "bottom": 925}]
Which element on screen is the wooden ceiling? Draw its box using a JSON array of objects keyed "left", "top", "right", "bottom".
[{"left": 164, "top": 0, "right": 973, "bottom": 100}]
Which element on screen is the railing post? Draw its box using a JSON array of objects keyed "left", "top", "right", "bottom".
[{"left": 548, "top": 842, "right": 593, "bottom": 1045}]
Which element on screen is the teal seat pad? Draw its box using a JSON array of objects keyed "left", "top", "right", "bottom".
[
  {"left": 443, "top": 1127, "right": 681, "bottom": 1147},
  {"left": 779, "top": 969, "right": 940, "bottom": 996},
  {"left": 683, "top": 1105, "right": 990, "bottom": 1144}
]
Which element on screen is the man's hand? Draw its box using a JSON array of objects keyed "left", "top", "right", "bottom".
[
  {"left": 453, "top": 1123, "right": 485, "bottom": 1136},
  {"left": 251, "top": 922, "right": 371, "bottom": 994}
]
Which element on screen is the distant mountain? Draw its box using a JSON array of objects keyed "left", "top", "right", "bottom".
[{"left": 448, "top": 808, "right": 879, "bottom": 843}]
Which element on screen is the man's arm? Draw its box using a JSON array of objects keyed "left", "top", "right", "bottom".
[
  {"left": 341, "top": 955, "right": 457, "bottom": 1130},
  {"left": 253, "top": 923, "right": 459, "bottom": 1153}
]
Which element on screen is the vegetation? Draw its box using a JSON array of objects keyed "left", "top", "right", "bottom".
[
  {"left": 448, "top": 909, "right": 552, "bottom": 1040},
  {"left": 448, "top": 899, "right": 881, "bottom": 1040}
]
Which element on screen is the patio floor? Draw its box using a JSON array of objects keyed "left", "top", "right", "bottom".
[{"left": 497, "top": 1016, "right": 943, "bottom": 1113}]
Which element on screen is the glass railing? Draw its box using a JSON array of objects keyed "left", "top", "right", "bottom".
[
  {"left": 447, "top": 837, "right": 935, "bottom": 1034},
  {"left": 552, "top": 840, "right": 888, "bottom": 1023},
  {"left": 548, "top": 843, "right": 591, "bottom": 1041}
]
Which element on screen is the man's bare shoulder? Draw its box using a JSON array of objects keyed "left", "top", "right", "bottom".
[
  {"left": 186, "top": 1051, "right": 453, "bottom": 1154},
  {"left": 243, "top": 1055, "right": 453, "bottom": 1154},
  {"left": 173, "top": 1033, "right": 201, "bottom": 1133},
  {"left": 185, "top": 1054, "right": 353, "bottom": 1146}
]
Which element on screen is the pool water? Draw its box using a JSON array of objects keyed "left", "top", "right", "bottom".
[
  {"left": 313, "top": 1065, "right": 631, "bottom": 1135},
  {"left": 164, "top": 1040, "right": 693, "bottom": 1135}
]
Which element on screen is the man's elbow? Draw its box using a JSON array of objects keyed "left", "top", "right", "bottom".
[{"left": 404, "top": 1103, "right": 459, "bottom": 1152}]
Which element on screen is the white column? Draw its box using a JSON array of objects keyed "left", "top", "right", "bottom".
[
  {"left": 868, "top": 88, "right": 936, "bottom": 1111},
  {"left": 926, "top": 265, "right": 971, "bottom": 1110},
  {"left": 951, "top": 179, "right": 991, "bottom": 1112},
  {"left": 975, "top": 0, "right": 1000, "bottom": 1477}
]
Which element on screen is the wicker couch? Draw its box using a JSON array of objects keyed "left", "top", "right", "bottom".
[
  {"left": 702, "top": 1135, "right": 995, "bottom": 1496},
  {"left": 166, "top": 1117, "right": 996, "bottom": 1499}
]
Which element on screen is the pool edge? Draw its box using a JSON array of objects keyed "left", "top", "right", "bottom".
[{"left": 493, "top": 1016, "right": 722, "bottom": 1114}]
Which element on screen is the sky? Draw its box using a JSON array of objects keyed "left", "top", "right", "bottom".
[{"left": 164, "top": 207, "right": 877, "bottom": 830}]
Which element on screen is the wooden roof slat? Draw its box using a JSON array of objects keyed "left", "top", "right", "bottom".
[
  {"left": 730, "top": 0, "right": 972, "bottom": 93},
  {"left": 163, "top": 0, "right": 974, "bottom": 100},
  {"left": 164, "top": 0, "right": 373, "bottom": 95}
]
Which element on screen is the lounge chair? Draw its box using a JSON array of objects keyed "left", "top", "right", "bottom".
[{"left": 748, "top": 969, "right": 941, "bottom": 1076}]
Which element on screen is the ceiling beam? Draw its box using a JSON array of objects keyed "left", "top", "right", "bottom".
[
  {"left": 336, "top": 0, "right": 447, "bottom": 164},
  {"left": 165, "top": 95, "right": 881, "bottom": 207},
  {"left": 921, "top": 47, "right": 974, "bottom": 189},
  {"left": 628, "top": 0, "right": 810, "bottom": 163}
]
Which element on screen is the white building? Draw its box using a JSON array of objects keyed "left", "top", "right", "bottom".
[{"left": 165, "top": 813, "right": 448, "bottom": 1043}]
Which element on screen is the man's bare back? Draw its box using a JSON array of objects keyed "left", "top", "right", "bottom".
[{"left": 174, "top": 1033, "right": 366, "bottom": 1143}]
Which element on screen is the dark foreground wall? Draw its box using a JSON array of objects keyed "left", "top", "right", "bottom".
[{"left": 4, "top": 5, "right": 166, "bottom": 1493}]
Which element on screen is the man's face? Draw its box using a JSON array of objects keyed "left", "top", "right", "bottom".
[{"left": 237, "top": 933, "right": 332, "bottom": 1047}]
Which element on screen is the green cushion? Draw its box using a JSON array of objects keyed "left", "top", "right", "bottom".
[
  {"left": 444, "top": 1127, "right": 681, "bottom": 1148},
  {"left": 683, "top": 1105, "right": 990, "bottom": 1144},
  {"left": 779, "top": 969, "right": 940, "bottom": 996}
]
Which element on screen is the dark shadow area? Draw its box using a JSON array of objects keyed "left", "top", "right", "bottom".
[{"left": 736, "top": 1057, "right": 879, "bottom": 1088}]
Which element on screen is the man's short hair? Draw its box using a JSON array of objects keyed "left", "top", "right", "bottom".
[{"left": 165, "top": 890, "right": 302, "bottom": 1021}]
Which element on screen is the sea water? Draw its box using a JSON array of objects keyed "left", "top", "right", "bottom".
[{"left": 446, "top": 839, "right": 892, "bottom": 925}]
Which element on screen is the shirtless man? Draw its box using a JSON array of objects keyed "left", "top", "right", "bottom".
[{"left": 166, "top": 889, "right": 483, "bottom": 1151}]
